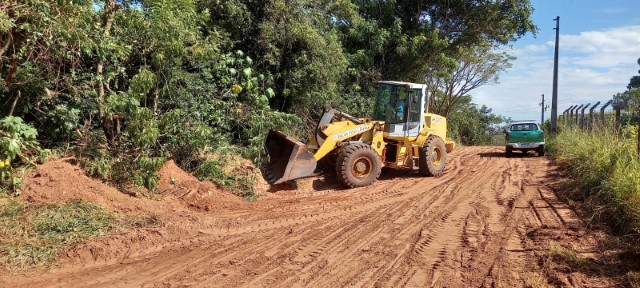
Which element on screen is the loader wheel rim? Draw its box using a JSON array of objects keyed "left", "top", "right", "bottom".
[
  {"left": 352, "top": 157, "right": 372, "bottom": 178},
  {"left": 431, "top": 147, "right": 443, "bottom": 166}
]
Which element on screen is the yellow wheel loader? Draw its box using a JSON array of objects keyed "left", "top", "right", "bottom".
[{"left": 265, "top": 81, "right": 455, "bottom": 188}]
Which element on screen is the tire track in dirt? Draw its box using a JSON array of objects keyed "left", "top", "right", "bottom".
[
  {"left": 301, "top": 149, "right": 492, "bottom": 287},
  {"left": 2, "top": 147, "right": 574, "bottom": 288},
  {"left": 232, "top": 149, "right": 488, "bottom": 287}
]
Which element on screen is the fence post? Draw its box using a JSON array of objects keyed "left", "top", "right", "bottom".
[
  {"left": 615, "top": 107, "right": 621, "bottom": 129},
  {"left": 563, "top": 105, "right": 574, "bottom": 125},
  {"left": 569, "top": 105, "right": 576, "bottom": 121},
  {"left": 600, "top": 100, "right": 613, "bottom": 126},
  {"left": 580, "top": 103, "right": 591, "bottom": 130},
  {"left": 573, "top": 104, "right": 583, "bottom": 126},
  {"left": 589, "top": 101, "right": 600, "bottom": 129}
]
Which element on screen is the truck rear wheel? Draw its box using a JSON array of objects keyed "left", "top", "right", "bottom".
[
  {"left": 336, "top": 143, "right": 382, "bottom": 188},
  {"left": 419, "top": 137, "right": 447, "bottom": 177},
  {"left": 506, "top": 146, "right": 513, "bottom": 157}
]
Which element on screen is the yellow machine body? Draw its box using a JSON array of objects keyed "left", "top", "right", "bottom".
[{"left": 264, "top": 81, "right": 455, "bottom": 186}]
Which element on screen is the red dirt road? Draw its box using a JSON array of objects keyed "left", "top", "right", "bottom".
[{"left": 1, "top": 147, "right": 598, "bottom": 287}]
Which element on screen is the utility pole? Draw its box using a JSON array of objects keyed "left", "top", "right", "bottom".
[
  {"left": 551, "top": 16, "right": 560, "bottom": 136},
  {"left": 539, "top": 94, "right": 548, "bottom": 124}
]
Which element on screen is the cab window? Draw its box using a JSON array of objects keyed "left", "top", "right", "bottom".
[
  {"left": 510, "top": 123, "right": 538, "bottom": 131},
  {"left": 373, "top": 84, "right": 410, "bottom": 124}
]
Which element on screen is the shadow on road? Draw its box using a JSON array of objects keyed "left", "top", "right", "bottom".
[
  {"left": 267, "top": 167, "right": 425, "bottom": 193},
  {"left": 478, "top": 151, "right": 541, "bottom": 158},
  {"left": 311, "top": 175, "right": 342, "bottom": 191},
  {"left": 378, "top": 167, "right": 423, "bottom": 180}
]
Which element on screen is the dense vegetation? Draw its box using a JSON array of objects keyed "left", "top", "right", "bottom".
[{"left": 0, "top": 0, "right": 535, "bottom": 194}]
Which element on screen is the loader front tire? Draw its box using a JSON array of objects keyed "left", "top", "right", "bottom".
[
  {"left": 336, "top": 143, "right": 382, "bottom": 188},
  {"left": 419, "top": 136, "right": 447, "bottom": 177}
]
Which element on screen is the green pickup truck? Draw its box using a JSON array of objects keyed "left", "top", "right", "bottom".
[{"left": 504, "top": 121, "right": 545, "bottom": 157}]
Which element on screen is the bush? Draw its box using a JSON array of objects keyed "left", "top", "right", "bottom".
[
  {"left": 0, "top": 116, "right": 45, "bottom": 194},
  {"left": 195, "top": 156, "right": 257, "bottom": 200}
]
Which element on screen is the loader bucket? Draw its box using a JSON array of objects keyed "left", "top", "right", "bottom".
[
  {"left": 445, "top": 140, "right": 456, "bottom": 153},
  {"left": 264, "top": 130, "right": 317, "bottom": 184}
]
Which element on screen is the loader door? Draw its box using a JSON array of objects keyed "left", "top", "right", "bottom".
[{"left": 405, "top": 89, "right": 423, "bottom": 137}]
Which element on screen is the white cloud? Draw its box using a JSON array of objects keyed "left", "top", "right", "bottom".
[
  {"left": 555, "top": 25, "right": 640, "bottom": 67},
  {"left": 523, "top": 44, "right": 547, "bottom": 53},
  {"left": 471, "top": 25, "right": 640, "bottom": 122}
]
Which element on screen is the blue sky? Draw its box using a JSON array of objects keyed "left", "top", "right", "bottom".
[{"left": 472, "top": 0, "right": 640, "bottom": 122}]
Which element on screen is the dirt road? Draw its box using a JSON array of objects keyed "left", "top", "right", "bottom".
[{"left": 2, "top": 147, "right": 595, "bottom": 287}]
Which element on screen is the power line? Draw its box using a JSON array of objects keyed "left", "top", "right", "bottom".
[
  {"left": 540, "top": 94, "right": 549, "bottom": 123},
  {"left": 561, "top": 0, "right": 574, "bottom": 16},
  {"left": 557, "top": 0, "right": 566, "bottom": 17}
]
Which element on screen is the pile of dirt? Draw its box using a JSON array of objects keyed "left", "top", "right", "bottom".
[
  {"left": 16, "top": 157, "right": 248, "bottom": 267},
  {"left": 157, "top": 160, "right": 241, "bottom": 211},
  {"left": 21, "top": 158, "right": 243, "bottom": 212},
  {"left": 20, "top": 158, "right": 152, "bottom": 214}
]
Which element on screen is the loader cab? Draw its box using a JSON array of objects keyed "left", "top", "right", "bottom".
[{"left": 373, "top": 81, "right": 427, "bottom": 138}]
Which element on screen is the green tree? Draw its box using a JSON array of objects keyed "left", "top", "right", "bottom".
[
  {"left": 427, "top": 44, "right": 515, "bottom": 117},
  {"left": 337, "top": 0, "right": 536, "bottom": 85},
  {"left": 628, "top": 57, "right": 640, "bottom": 90},
  {"left": 199, "top": 0, "right": 350, "bottom": 118},
  {"left": 0, "top": 0, "right": 535, "bottom": 192},
  {"left": 447, "top": 96, "right": 506, "bottom": 146}
]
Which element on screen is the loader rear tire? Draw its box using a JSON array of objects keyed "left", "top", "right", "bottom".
[
  {"left": 419, "top": 136, "right": 446, "bottom": 177},
  {"left": 336, "top": 143, "right": 382, "bottom": 188}
]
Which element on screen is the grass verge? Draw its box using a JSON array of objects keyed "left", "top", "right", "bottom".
[
  {"left": 0, "top": 195, "right": 159, "bottom": 270},
  {"left": 547, "top": 125, "right": 640, "bottom": 287},
  {"left": 547, "top": 125, "right": 640, "bottom": 235}
]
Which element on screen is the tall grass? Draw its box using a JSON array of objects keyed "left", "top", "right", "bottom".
[
  {"left": 548, "top": 125, "right": 640, "bottom": 235},
  {"left": 0, "top": 196, "right": 159, "bottom": 270}
]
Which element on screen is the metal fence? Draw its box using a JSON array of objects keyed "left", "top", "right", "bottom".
[{"left": 559, "top": 99, "right": 626, "bottom": 129}]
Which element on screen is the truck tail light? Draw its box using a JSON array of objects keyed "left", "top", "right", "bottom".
[
  {"left": 541, "top": 131, "right": 545, "bottom": 138},
  {"left": 505, "top": 133, "right": 510, "bottom": 141}
]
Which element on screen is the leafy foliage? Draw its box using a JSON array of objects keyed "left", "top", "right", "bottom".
[
  {"left": 0, "top": 0, "right": 534, "bottom": 191},
  {"left": 627, "top": 57, "right": 640, "bottom": 90},
  {"left": 446, "top": 96, "right": 509, "bottom": 146},
  {"left": 428, "top": 44, "right": 515, "bottom": 117},
  {"left": 0, "top": 116, "right": 44, "bottom": 193}
]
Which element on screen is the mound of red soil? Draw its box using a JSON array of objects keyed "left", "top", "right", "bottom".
[
  {"left": 20, "top": 158, "right": 152, "bottom": 214},
  {"left": 21, "top": 158, "right": 243, "bottom": 213},
  {"left": 16, "top": 158, "right": 247, "bottom": 267},
  {"left": 157, "top": 160, "right": 241, "bottom": 211}
]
